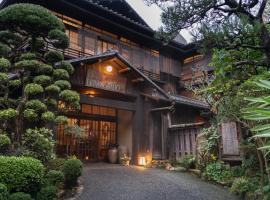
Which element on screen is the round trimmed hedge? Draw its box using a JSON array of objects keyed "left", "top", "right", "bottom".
[
  {"left": 62, "top": 158, "right": 83, "bottom": 188},
  {"left": 0, "top": 156, "right": 44, "bottom": 194}
]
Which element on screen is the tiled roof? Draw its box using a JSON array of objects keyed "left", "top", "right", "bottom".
[
  {"left": 170, "top": 94, "right": 210, "bottom": 109},
  {"left": 84, "top": 0, "right": 151, "bottom": 30}
]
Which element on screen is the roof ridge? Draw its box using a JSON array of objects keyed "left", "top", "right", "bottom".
[{"left": 85, "top": 0, "right": 151, "bottom": 30}]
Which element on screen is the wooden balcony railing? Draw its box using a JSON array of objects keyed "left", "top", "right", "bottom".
[{"left": 47, "top": 45, "right": 93, "bottom": 58}]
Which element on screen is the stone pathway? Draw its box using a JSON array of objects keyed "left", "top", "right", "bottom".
[{"left": 76, "top": 163, "right": 239, "bottom": 200}]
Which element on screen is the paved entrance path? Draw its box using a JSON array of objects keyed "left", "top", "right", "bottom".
[{"left": 77, "top": 163, "right": 238, "bottom": 200}]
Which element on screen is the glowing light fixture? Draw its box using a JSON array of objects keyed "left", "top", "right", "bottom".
[
  {"left": 139, "top": 156, "right": 146, "bottom": 166},
  {"left": 106, "top": 65, "right": 113, "bottom": 73},
  {"left": 87, "top": 90, "right": 95, "bottom": 98}
]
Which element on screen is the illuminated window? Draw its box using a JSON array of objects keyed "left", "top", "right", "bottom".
[
  {"left": 97, "top": 40, "right": 118, "bottom": 54},
  {"left": 65, "top": 28, "right": 82, "bottom": 51}
]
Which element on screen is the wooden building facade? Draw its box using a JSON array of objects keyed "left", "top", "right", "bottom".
[{"left": 1, "top": 0, "right": 210, "bottom": 164}]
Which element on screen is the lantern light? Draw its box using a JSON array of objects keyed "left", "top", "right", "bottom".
[
  {"left": 106, "top": 65, "right": 113, "bottom": 73},
  {"left": 139, "top": 156, "right": 146, "bottom": 166}
]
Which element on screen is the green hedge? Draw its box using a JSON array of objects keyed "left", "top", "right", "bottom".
[{"left": 0, "top": 156, "right": 44, "bottom": 195}]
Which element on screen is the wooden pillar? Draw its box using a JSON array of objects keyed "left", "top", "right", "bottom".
[{"left": 132, "top": 95, "right": 144, "bottom": 165}]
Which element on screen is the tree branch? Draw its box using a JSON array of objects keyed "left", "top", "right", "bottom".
[{"left": 257, "top": 0, "right": 269, "bottom": 19}]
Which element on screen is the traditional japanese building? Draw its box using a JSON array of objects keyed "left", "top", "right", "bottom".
[{"left": 1, "top": 0, "right": 210, "bottom": 164}]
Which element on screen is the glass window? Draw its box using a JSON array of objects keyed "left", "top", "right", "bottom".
[
  {"left": 84, "top": 33, "right": 95, "bottom": 55},
  {"left": 66, "top": 27, "right": 82, "bottom": 51},
  {"left": 97, "top": 40, "right": 118, "bottom": 54}
]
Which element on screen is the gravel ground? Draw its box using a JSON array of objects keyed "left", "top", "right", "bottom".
[{"left": 76, "top": 163, "right": 239, "bottom": 200}]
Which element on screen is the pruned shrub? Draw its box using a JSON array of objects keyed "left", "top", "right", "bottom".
[
  {"left": 45, "top": 170, "right": 64, "bottom": 186},
  {"left": 9, "top": 192, "right": 33, "bottom": 200},
  {"left": 0, "top": 156, "right": 44, "bottom": 195},
  {"left": 36, "top": 186, "right": 57, "bottom": 200},
  {"left": 62, "top": 158, "right": 83, "bottom": 188},
  {"left": 44, "top": 50, "right": 64, "bottom": 63},
  {"left": 0, "top": 183, "right": 8, "bottom": 200},
  {"left": 22, "top": 128, "right": 54, "bottom": 163}
]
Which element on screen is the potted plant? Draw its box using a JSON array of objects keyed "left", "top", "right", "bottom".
[{"left": 120, "top": 154, "right": 131, "bottom": 166}]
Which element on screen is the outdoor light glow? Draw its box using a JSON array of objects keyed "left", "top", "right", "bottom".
[
  {"left": 106, "top": 65, "right": 113, "bottom": 72},
  {"left": 139, "top": 156, "right": 146, "bottom": 166}
]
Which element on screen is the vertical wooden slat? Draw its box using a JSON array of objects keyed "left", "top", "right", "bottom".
[
  {"left": 191, "top": 129, "right": 196, "bottom": 155},
  {"left": 180, "top": 132, "right": 185, "bottom": 156},
  {"left": 175, "top": 132, "right": 180, "bottom": 160},
  {"left": 185, "top": 129, "right": 191, "bottom": 155}
]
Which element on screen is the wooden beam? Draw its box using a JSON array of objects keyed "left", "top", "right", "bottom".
[
  {"left": 169, "top": 122, "right": 205, "bottom": 130},
  {"left": 80, "top": 94, "right": 136, "bottom": 111},
  {"left": 119, "top": 68, "right": 131, "bottom": 73},
  {"left": 132, "top": 77, "right": 144, "bottom": 83}
]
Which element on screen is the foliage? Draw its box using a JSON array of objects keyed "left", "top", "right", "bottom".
[
  {"left": 0, "top": 4, "right": 79, "bottom": 144},
  {"left": 62, "top": 158, "right": 83, "bottom": 188},
  {"left": 45, "top": 170, "right": 64, "bottom": 186},
  {"left": 0, "top": 156, "right": 44, "bottom": 195},
  {"left": 46, "top": 158, "right": 66, "bottom": 171},
  {"left": 0, "top": 134, "right": 10, "bottom": 154},
  {"left": 36, "top": 186, "right": 57, "bottom": 200},
  {"left": 0, "top": 183, "right": 8, "bottom": 200},
  {"left": 230, "top": 177, "right": 259, "bottom": 198},
  {"left": 147, "top": 1, "right": 270, "bottom": 67},
  {"left": 242, "top": 80, "right": 270, "bottom": 184},
  {"left": 197, "top": 123, "right": 220, "bottom": 171},
  {"left": 64, "top": 125, "right": 84, "bottom": 138},
  {"left": 0, "top": 109, "right": 18, "bottom": 121},
  {"left": 9, "top": 192, "right": 33, "bottom": 200},
  {"left": 22, "top": 128, "right": 54, "bottom": 163},
  {"left": 203, "top": 161, "right": 232, "bottom": 183},
  {"left": 231, "top": 166, "right": 245, "bottom": 178},
  {"left": 177, "top": 155, "right": 196, "bottom": 171}
]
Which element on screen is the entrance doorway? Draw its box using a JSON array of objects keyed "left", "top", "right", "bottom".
[{"left": 56, "top": 104, "right": 117, "bottom": 161}]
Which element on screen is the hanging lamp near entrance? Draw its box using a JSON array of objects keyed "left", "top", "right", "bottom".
[{"left": 106, "top": 65, "right": 113, "bottom": 73}]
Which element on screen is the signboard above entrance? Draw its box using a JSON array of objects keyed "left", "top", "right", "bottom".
[{"left": 85, "top": 66, "right": 127, "bottom": 93}]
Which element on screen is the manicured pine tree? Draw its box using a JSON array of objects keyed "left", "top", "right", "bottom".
[{"left": 0, "top": 4, "right": 80, "bottom": 144}]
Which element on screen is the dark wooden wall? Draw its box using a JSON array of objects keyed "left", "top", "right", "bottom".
[{"left": 55, "top": 13, "right": 182, "bottom": 79}]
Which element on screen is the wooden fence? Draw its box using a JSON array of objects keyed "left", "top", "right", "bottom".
[{"left": 169, "top": 126, "right": 202, "bottom": 160}]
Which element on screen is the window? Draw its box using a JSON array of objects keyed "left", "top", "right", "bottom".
[
  {"left": 97, "top": 40, "right": 118, "bottom": 54},
  {"left": 66, "top": 27, "right": 82, "bottom": 51},
  {"left": 162, "top": 56, "right": 172, "bottom": 74},
  {"left": 84, "top": 32, "right": 95, "bottom": 55}
]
